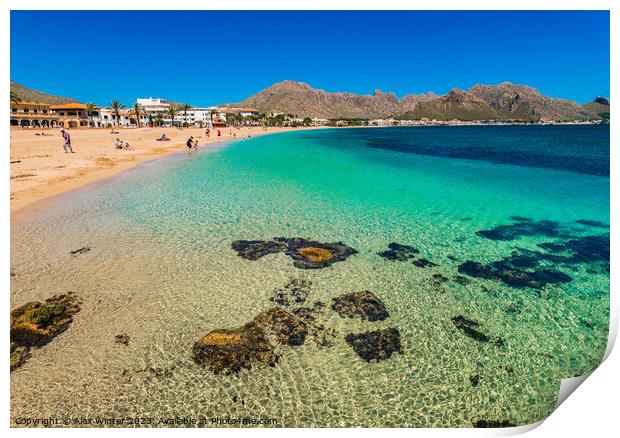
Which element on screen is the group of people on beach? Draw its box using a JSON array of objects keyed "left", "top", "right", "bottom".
[
  {"left": 114, "top": 138, "right": 133, "bottom": 150},
  {"left": 58, "top": 124, "right": 253, "bottom": 156}
]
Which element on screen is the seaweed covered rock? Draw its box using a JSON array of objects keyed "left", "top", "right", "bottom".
[
  {"left": 345, "top": 328, "right": 403, "bottom": 362},
  {"left": 10, "top": 293, "right": 80, "bottom": 348},
  {"left": 378, "top": 243, "right": 420, "bottom": 261},
  {"left": 278, "top": 237, "right": 358, "bottom": 269},
  {"left": 332, "top": 291, "right": 389, "bottom": 322},
  {"left": 230, "top": 240, "right": 286, "bottom": 261},
  {"left": 192, "top": 323, "right": 278, "bottom": 374},
  {"left": 231, "top": 237, "right": 357, "bottom": 269},
  {"left": 10, "top": 293, "right": 81, "bottom": 372},
  {"left": 253, "top": 307, "right": 308, "bottom": 346}
]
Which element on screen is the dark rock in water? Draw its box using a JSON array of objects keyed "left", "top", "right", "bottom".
[
  {"left": 10, "top": 345, "right": 31, "bottom": 372},
  {"left": 580, "top": 320, "right": 594, "bottom": 329},
  {"left": 192, "top": 322, "right": 278, "bottom": 374},
  {"left": 432, "top": 273, "right": 450, "bottom": 283},
  {"left": 345, "top": 328, "right": 403, "bottom": 362},
  {"left": 458, "top": 260, "right": 572, "bottom": 289},
  {"left": 476, "top": 218, "right": 570, "bottom": 241},
  {"left": 505, "top": 303, "right": 522, "bottom": 315},
  {"left": 10, "top": 293, "right": 81, "bottom": 348},
  {"left": 10, "top": 293, "right": 81, "bottom": 372},
  {"left": 292, "top": 307, "right": 336, "bottom": 348},
  {"left": 378, "top": 242, "right": 420, "bottom": 261},
  {"left": 231, "top": 237, "right": 357, "bottom": 269},
  {"left": 253, "top": 307, "right": 308, "bottom": 346},
  {"left": 270, "top": 278, "right": 311, "bottom": 306},
  {"left": 451, "top": 315, "right": 489, "bottom": 342},
  {"left": 231, "top": 240, "right": 286, "bottom": 261},
  {"left": 447, "top": 255, "right": 459, "bottom": 261},
  {"left": 575, "top": 219, "right": 609, "bottom": 228},
  {"left": 453, "top": 275, "right": 472, "bottom": 285},
  {"left": 412, "top": 258, "right": 437, "bottom": 268},
  {"left": 332, "top": 291, "right": 389, "bottom": 322},
  {"left": 277, "top": 237, "right": 358, "bottom": 269},
  {"left": 70, "top": 246, "right": 91, "bottom": 256},
  {"left": 473, "top": 419, "right": 515, "bottom": 428},
  {"left": 538, "top": 234, "right": 610, "bottom": 265},
  {"left": 469, "top": 374, "right": 480, "bottom": 387},
  {"left": 115, "top": 334, "right": 130, "bottom": 346}
]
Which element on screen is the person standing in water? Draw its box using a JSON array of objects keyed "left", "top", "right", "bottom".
[{"left": 60, "top": 128, "right": 74, "bottom": 153}]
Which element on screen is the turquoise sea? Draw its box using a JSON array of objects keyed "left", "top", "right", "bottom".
[{"left": 11, "top": 125, "right": 609, "bottom": 427}]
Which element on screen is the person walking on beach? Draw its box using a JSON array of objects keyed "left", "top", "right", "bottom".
[{"left": 60, "top": 128, "right": 74, "bottom": 153}]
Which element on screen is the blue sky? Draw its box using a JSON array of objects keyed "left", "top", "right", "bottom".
[{"left": 11, "top": 10, "right": 609, "bottom": 106}]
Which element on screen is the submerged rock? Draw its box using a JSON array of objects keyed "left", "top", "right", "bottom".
[
  {"left": 469, "top": 374, "right": 480, "bottom": 387},
  {"left": 458, "top": 260, "right": 572, "bottom": 289},
  {"left": 378, "top": 243, "right": 420, "bottom": 261},
  {"left": 476, "top": 218, "right": 570, "bottom": 241},
  {"left": 332, "top": 291, "right": 389, "bottom": 322},
  {"left": 270, "top": 278, "right": 311, "bottom": 306},
  {"left": 192, "top": 323, "right": 278, "bottom": 374},
  {"left": 277, "top": 237, "right": 358, "bottom": 269},
  {"left": 345, "top": 328, "right": 403, "bottom": 362},
  {"left": 10, "top": 293, "right": 81, "bottom": 372},
  {"left": 412, "top": 258, "right": 437, "bottom": 268},
  {"left": 230, "top": 240, "right": 285, "bottom": 261},
  {"left": 451, "top": 315, "right": 489, "bottom": 342},
  {"left": 115, "top": 334, "right": 130, "bottom": 346},
  {"left": 292, "top": 306, "right": 337, "bottom": 348},
  {"left": 231, "top": 237, "right": 357, "bottom": 269},
  {"left": 70, "top": 246, "right": 91, "bottom": 256},
  {"left": 472, "top": 419, "right": 515, "bottom": 428},
  {"left": 253, "top": 307, "right": 308, "bottom": 346},
  {"left": 10, "top": 345, "right": 30, "bottom": 372},
  {"left": 10, "top": 293, "right": 81, "bottom": 348}
]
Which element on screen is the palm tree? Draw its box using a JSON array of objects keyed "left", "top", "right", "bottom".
[
  {"left": 10, "top": 91, "right": 22, "bottom": 105},
  {"left": 179, "top": 103, "right": 192, "bottom": 127},
  {"left": 154, "top": 112, "right": 163, "bottom": 127},
  {"left": 131, "top": 102, "right": 145, "bottom": 127},
  {"left": 110, "top": 100, "right": 125, "bottom": 127},
  {"left": 85, "top": 102, "right": 97, "bottom": 127},
  {"left": 210, "top": 109, "right": 218, "bottom": 125},
  {"left": 167, "top": 104, "right": 178, "bottom": 127}
]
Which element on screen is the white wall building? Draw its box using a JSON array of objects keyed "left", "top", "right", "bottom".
[{"left": 137, "top": 97, "right": 170, "bottom": 115}]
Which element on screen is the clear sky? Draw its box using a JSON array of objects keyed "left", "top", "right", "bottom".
[{"left": 10, "top": 10, "right": 610, "bottom": 106}]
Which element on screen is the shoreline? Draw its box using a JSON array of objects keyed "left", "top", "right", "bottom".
[{"left": 10, "top": 125, "right": 323, "bottom": 219}]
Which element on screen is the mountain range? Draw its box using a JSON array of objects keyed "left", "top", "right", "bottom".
[
  {"left": 240, "top": 80, "right": 609, "bottom": 122},
  {"left": 11, "top": 79, "right": 610, "bottom": 122}
]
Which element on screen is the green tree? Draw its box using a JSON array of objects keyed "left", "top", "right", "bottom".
[
  {"left": 302, "top": 117, "right": 312, "bottom": 126},
  {"left": 132, "top": 102, "right": 145, "bottom": 127},
  {"left": 179, "top": 103, "right": 192, "bottom": 126},
  {"left": 167, "top": 104, "right": 178, "bottom": 127},
  {"left": 110, "top": 100, "right": 125, "bottom": 127},
  {"left": 85, "top": 102, "right": 97, "bottom": 127}
]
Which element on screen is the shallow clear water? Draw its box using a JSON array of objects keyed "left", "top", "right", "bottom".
[{"left": 11, "top": 126, "right": 609, "bottom": 427}]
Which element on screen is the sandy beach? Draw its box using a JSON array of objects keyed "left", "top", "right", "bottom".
[{"left": 10, "top": 125, "right": 316, "bottom": 216}]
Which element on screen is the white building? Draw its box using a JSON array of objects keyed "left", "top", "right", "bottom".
[
  {"left": 93, "top": 107, "right": 149, "bottom": 127},
  {"left": 137, "top": 97, "right": 170, "bottom": 115}
]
